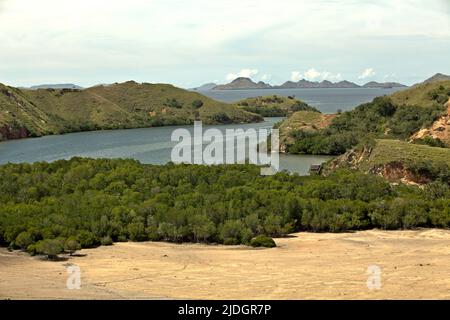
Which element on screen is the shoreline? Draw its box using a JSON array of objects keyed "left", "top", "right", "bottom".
[{"left": 0, "top": 118, "right": 268, "bottom": 144}]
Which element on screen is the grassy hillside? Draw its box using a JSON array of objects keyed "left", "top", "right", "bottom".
[
  {"left": 0, "top": 84, "right": 63, "bottom": 139},
  {"left": 235, "top": 95, "right": 318, "bottom": 117},
  {"left": 366, "top": 139, "right": 450, "bottom": 168},
  {"left": 391, "top": 80, "right": 450, "bottom": 107},
  {"left": 325, "top": 139, "right": 450, "bottom": 185},
  {"left": 0, "top": 81, "right": 262, "bottom": 141},
  {"left": 281, "top": 81, "right": 450, "bottom": 155}
]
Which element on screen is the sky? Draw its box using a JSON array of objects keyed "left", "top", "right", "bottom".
[{"left": 0, "top": 0, "right": 449, "bottom": 88}]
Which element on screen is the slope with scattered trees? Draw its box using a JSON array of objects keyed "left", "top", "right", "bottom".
[
  {"left": 281, "top": 81, "right": 450, "bottom": 155},
  {"left": 0, "top": 81, "right": 262, "bottom": 142}
]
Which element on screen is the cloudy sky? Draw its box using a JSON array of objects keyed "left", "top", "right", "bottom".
[{"left": 0, "top": 0, "right": 449, "bottom": 88}]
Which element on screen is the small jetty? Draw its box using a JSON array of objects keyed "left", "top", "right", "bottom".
[{"left": 309, "top": 164, "right": 322, "bottom": 175}]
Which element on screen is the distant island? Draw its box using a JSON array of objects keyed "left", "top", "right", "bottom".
[
  {"left": 194, "top": 77, "right": 408, "bottom": 90},
  {"left": 214, "top": 78, "right": 272, "bottom": 90},
  {"left": 28, "top": 83, "right": 84, "bottom": 90},
  {"left": 191, "top": 83, "right": 218, "bottom": 91},
  {"left": 361, "top": 81, "right": 407, "bottom": 89}
]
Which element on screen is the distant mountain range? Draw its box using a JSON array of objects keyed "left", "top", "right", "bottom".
[
  {"left": 277, "top": 79, "right": 363, "bottom": 89},
  {"left": 28, "top": 84, "right": 83, "bottom": 90},
  {"left": 195, "top": 77, "right": 408, "bottom": 90}
]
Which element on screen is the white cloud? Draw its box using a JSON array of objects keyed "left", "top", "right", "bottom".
[
  {"left": 0, "top": 0, "right": 449, "bottom": 87},
  {"left": 226, "top": 68, "right": 259, "bottom": 81},
  {"left": 291, "top": 71, "right": 302, "bottom": 82},
  {"left": 291, "top": 69, "right": 342, "bottom": 82},
  {"left": 319, "top": 71, "right": 342, "bottom": 82},
  {"left": 383, "top": 73, "right": 396, "bottom": 79},
  {"left": 260, "top": 74, "right": 271, "bottom": 82},
  {"left": 358, "top": 68, "right": 376, "bottom": 79},
  {"left": 303, "top": 68, "right": 322, "bottom": 81}
]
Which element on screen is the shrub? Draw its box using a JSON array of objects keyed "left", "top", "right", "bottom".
[
  {"left": 164, "top": 98, "right": 183, "bottom": 109},
  {"left": 127, "top": 221, "right": 147, "bottom": 241},
  {"left": 36, "top": 239, "right": 64, "bottom": 260},
  {"left": 210, "top": 112, "right": 231, "bottom": 124},
  {"left": 250, "top": 235, "right": 276, "bottom": 248},
  {"left": 191, "top": 100, "right": 204, "bottom": 109},
  {"left": 26, "top": 244, "right": 38, "bottom": 255},
  {"left": 64, "top": 237, "right": 81, "bottom": 255},
  {"left": 220, "top": 220, "right": 247, "bottom": 244},
  {"left": 117, "top": 235, "right": 128, "bottom": 242},
  {"left": 77, "top": 231, "right": 100, "bottom": 248},
  {"left": 414, "top": 136, "right": 446, "bottom": 148},
  {"left": 15, "top": 231, "right": 33, "bottom": 250},
  {"left": 100, "top": 236, "right": 113, "bottom": 246}
]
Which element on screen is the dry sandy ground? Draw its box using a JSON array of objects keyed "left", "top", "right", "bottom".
[{"left": 1, "top": 229, "right": 449, "bottom": 300}]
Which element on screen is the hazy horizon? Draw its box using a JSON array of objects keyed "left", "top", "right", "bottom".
[{"left": 0, "top": 0, "right": 449, "bottom": 88}]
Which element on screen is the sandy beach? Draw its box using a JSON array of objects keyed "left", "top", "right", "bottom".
[{"left": 1, "top": 229, "right": 449, "bottom": 300}]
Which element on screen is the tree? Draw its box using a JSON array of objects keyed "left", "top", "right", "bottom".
[
  {"left": 244, "top": 213, "right": 261, "bottom": 234},
  {"left": 100, "top": 236, "right": 113, "bottom": 246},
  {"left": 36, "top": 239, "right": 64, "bottom": 260},
  {"left": 77, "top": 230, "right": 99, "bottom": 248},
  {"left": 127, "top": 221, "right": 147, "bottom": 241},
  {"left": 220, "top": 220, "right": 246, "bottom": 245},
  {"left": 263, "top": 215, "right": 283, "bottom": 237},
  {"left": 190, "top": 215, "right": 216, "bottom": 242},
  {"left": 64, "top": 237, "right": 81, "bottom": 256},
  {"left": 15, "top": 231, "right": 33, "bottom": 250},
  {"left": 157, "top": 222, "right": 176, "bottom": 241}
]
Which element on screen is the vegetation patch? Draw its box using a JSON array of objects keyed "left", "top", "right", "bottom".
[
  {"left": 324, "top": 139, "right": 450, "bottom": 185},
  {"left": 236, "top": 95, "right": 318, "bottom": 117},
  {"left": 0, "top": 158, "right": 448, "bottom": 259},
  {"left": 250, "top": 235, "right": 276, "bottom": 248},
  {"left": 282, "top": 81, "right": 450, "bottom": 155}
]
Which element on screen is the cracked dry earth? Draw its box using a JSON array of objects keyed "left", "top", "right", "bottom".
[{"left": 1, "top": 229, "right": 449, "bottom": 299}]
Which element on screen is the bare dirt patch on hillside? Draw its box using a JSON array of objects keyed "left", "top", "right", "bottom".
[{"left": 1, "top": 229, "right": 449, "bottom": 300}]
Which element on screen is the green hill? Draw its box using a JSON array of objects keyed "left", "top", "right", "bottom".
[
  {"left": 0, "top": 81, "right": 262, "bottom": 141},
  {"left": 235, "top": 95, "right": 318, "bottom": 117},
  {"left": 391, "top": 80, "right": 450, "bottom": 107},
  {"left": 281, "top": 81, "right": 450, "bottom": 155},
  {"left": 277, "top": 111, "right": 337, "bottom": 152}
]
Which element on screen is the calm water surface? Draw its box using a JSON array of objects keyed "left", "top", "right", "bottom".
[
  {"left": 1, "top": 88, "right": 400, "bottom": 174},
  {"left": 0, "top": 118, "right": 332, "bottom": 175},
  {"left": 199, "top": 87, "right": 405, "bottom": 113}
]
